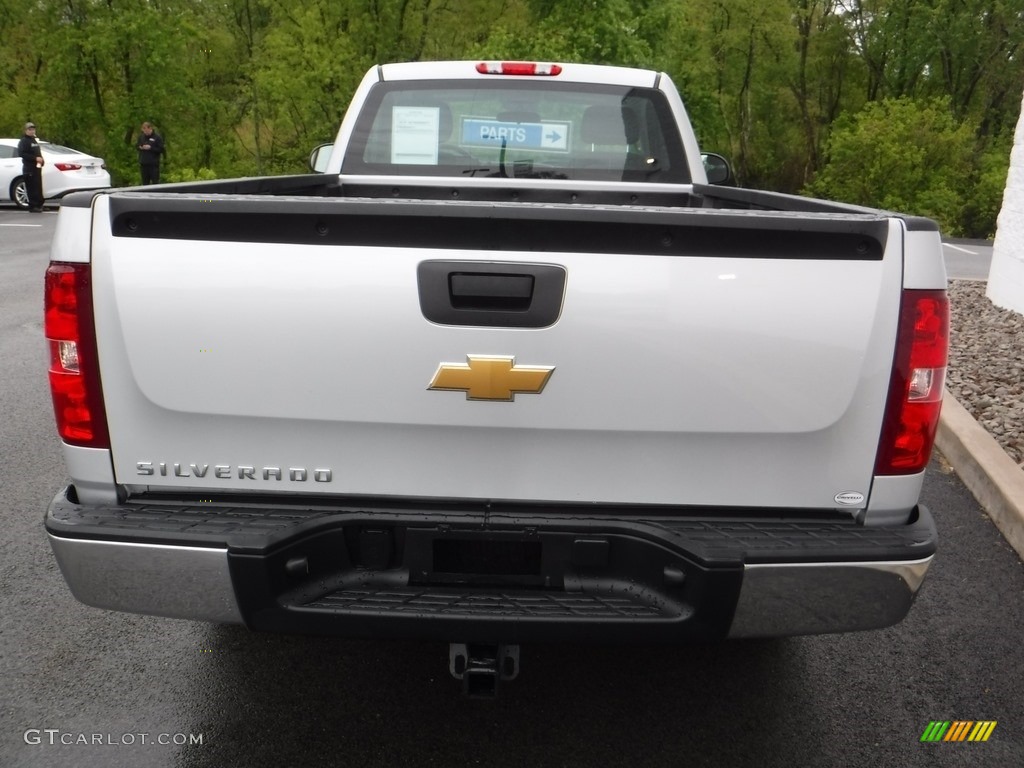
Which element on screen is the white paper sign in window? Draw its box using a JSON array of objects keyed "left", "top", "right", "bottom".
[{"left": 391, "top": 106, "right": 440, "bottom": 165}]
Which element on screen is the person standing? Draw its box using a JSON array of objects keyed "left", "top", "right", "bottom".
[
  {"left": 17, "top": 122, "right": 45, "bottom": 212},
  {"left": 136, "top": 121, "right": 164, "bottom": 185}
]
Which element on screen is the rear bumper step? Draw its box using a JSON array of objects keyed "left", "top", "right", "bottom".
[{"left": 45, "top": 487, "right": 937, "bottom": 640}]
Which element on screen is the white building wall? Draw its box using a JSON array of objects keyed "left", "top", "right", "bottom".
[{"left": 988, "top": 90, "right": 1024, "bottom": 313}]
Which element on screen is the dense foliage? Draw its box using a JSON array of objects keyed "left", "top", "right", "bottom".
[{"left": 1, "top": 0, "right": 1021, "bottom": 236}]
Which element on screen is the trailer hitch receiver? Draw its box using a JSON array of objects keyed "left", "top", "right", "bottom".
[{"left": 449, "top": 643, "right": 520, "bottom": 698}]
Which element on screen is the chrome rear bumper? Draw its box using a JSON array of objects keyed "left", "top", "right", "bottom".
[
  {"left": 727, "top": 558, "right": 931, "bottom": 637},
  {"left": 47, "top": 535, "right": 243, "bottom": 624},
  {"left": 46, "top": 487, "right": 936, "bottom": 640}
]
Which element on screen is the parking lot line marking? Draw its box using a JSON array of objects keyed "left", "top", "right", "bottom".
[{"left": 943, "top": 243, "right": 979, "bottom": 255}]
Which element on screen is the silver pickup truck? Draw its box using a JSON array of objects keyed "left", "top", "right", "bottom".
[{"left": 44, "top": 60, "right": 948, "bottom": 695}]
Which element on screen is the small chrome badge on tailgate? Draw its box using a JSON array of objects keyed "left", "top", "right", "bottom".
[
  {"left": 429, "top": 355, "right": 554, "bottom": 401},
  {"left": 834, "top": 491, "right": 866, "bottom": 506}
]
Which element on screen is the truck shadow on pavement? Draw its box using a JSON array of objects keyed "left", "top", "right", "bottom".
[{"left": 173, "top": 628, "right": 809, "bottom": 768}]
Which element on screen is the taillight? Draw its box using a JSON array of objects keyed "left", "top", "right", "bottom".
[
  {"left": 476, "top": 61, "right": 563, "bottom": 76},
  {"left": 875, "top": 289, "right": 949, "bottom": 474},
  {"left": 54, "top": 163, "right": 82, "bottom": 171},
  {"left": 44, "top": 263, "right": 110, "bottom": 448}
]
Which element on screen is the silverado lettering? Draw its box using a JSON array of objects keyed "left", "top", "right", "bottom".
[
  {"left": 44, "top": 60, "right": 948, "bottom": 696},
  {"left": 135, "top": 462, "right": 332, "bottom": 482}
]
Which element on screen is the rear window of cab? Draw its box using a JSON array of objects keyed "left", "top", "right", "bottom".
[{"left": 342, "top": 80, "right": 690, "bottom": 183}]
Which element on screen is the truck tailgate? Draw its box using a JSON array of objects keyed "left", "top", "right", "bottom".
[{"left": 90, "top": 193, "right": 903, "bottom": 511}]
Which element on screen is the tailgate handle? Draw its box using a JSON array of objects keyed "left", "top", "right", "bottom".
[
  {"left": 418, "top": 261, "right": 566, "bottom": 328},
  {"left": 449, "top": 272, "right": 534, "bottom": 311}
]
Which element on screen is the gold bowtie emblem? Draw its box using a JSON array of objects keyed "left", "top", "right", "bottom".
[{"left": 428, "top": 355, "right": 554, "bottom": 401}]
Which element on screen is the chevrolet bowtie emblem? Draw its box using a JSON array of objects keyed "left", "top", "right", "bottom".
[{"left": 428, "top": 355, "right": 554, "bottom": 401}]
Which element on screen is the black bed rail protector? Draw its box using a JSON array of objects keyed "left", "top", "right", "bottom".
[{"left": 105, "top": 193, "right": 888, "bottom": 259}]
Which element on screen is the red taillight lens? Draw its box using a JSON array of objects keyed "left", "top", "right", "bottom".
[
  {"left": 476, "top": 61, "right": 563, "bottom": 76},
  {"left": 875, "top": 289, "right": 949, "bottom": 474},
  {"left": 54, "top": 162, "right": 82, "bottom": 171},
  {"left": 45, "top": 263, "right": 110, "bottom": 448}
]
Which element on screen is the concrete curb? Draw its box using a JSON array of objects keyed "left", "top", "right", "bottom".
[{"left": 935, "top": 388, "right": 1024, "bottom": 560}]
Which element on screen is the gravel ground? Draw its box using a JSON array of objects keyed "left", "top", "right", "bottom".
[{"left": 946, "top": 279, "right": 1024, "bottom": 467}]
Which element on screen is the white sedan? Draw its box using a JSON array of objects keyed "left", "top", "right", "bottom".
[{"left": 0, "top": 138, "right": 111, "bottom": 208}]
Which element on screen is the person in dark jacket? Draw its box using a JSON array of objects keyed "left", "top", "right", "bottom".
[
  {"left": 17, "top": 122, "right": 45, "bottom": 212},
  {"left": 136, "top": 122, "right": 164, "bottom": 185}
]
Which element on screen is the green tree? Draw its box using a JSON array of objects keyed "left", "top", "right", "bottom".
[
  {"left": 1, "top": 0, "right": 226, "bottom": 184},
  {"left": 248, "top": 0, "right": 527, "bottom": 174},
  {"left": 655, "top": 0, "right": 822, "bottom": 189},
  {"left": 805, "top": 97, "right": 976, "bottom": 234},
  {"left": 961, "top": 138, "right": 1012, "bottom": 238},
  {"left": 0, "top": 0, "right": 1018, "bottom": 239},
  {"left": 844, "top": 0, "right": 933, "bottom": 101},
  {"left": 470, "top": 0, "right": 652, "bottom": 66}
]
